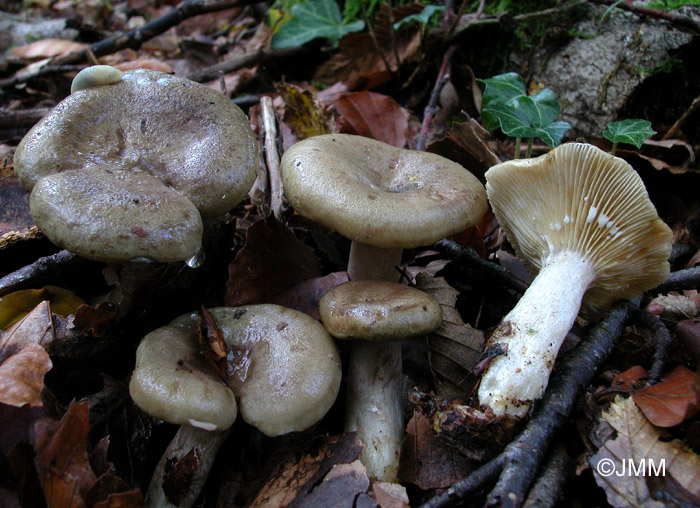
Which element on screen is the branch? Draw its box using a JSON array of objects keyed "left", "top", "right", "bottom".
[
  {"left": 628, "top": 305, "right": 672, "bottom": 382},
  {"left": 185, "top": 47, "right": 306, "bottom": 83},
  {"left": 416, "top": 45, "right": 456, "bottom": 151},
  {"left": 652, "top": 265, "right": 700, "bottom": 293},
  {"left": 588, "top": 0, "right": 700, "bottom": 35},
  {"left": 0, "top": 0, "right": 260, "bottom": 89},
  {"left": 420, "top": 300, "right": 633, "bottom": 508},
  {"left": 0, "top": 250, "right": 85, "bottom": 297}
]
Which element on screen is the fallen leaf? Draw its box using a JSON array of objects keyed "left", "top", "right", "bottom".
[
  {"left": 331, "top": 91, "right": 408, "bottom": 148},
  {"left": 162, "top": 448, "right": 201, "bottom": 506},
  {"left": 0, "top": 159, "right": 32, "bottom": 236},
  {"left": 276, "top": 82, "right": 335, "bottom": 140},
  {"left": 249, "top": 433, "right": 363, "bottom": 508},
  {"left": 590, "top": 396, "right": 700, "bottom": 507},
  {"left": 398, "top": 410, "right": 472, "bottom": 489},
  {"left": 611, "top": 365, "right": 648, "bottom": 391},
  {"left": 225, "top": 217, "right": 321, "bottom": 306},
  {"left": 113, "top": 59, "right": 173, "bottom": 73},
  {"left": 414, "top": 273, "right": 485, "bottom": 399},
  {"left": 32, "top": 400, "right": 97, "bottom": 508},
  {"left": 198, "top": 305, "right": 229, "bottom": 383},
  {"left": 0, "top": 343, "right": 52, "bottom": 407},
  {"left": 0, "top": 286, "right": 85, "bottom": 330},
  {"left": 297, "top": 460, "right": 369, "bottom": 508},
  {"left": 675, "top": 319, "right": 700, "bottom": 366},
  {"left": 0, "top": 301, "right": 55, "bottom": 364},
  {"left": 631, "top": 366, "right": 700, "bottom": 427},
  {"left": 9, "top": 39, "right": 87, "bottom": 60},
  {"left": 372, "top": 482, "right": 409, "bottom": 508},
  {"left": 270, "top": 271, "right": 349, "bottom": 320}
]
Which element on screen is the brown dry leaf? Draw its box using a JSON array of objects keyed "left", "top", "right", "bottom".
[
  {"left": 675, "top": 319, "right": 700, "bottom": 366},
  {"left": 0, "top": 343, "right": 52, "bottom": 407},
  {"left": 0, "top": 301, "right": 55, "bottom": 363},
  {"left": 297, "top": 460, "right": 369, "bottom": 508},
  {"left": 372, "top": 482, "right": 409, "bottom": 508},
  {"left": 314, "top": 4, "right": 423, "bottom": 90},
  {"left": 0, "top": 286, "right": 85, "bottom": 330},
  {"left": 249, "top": 433, "right": 364, "bottom": 508},
  {"left": 198, "top": 305, "right": 229, "bottom": 383},
  {"left": 611, "top": 365, "right": 648, "bottom": 391},
  {"left": 32, "top": 400, "right": 97, "bottom": 508},
  {"left": 10, "top": 39, "right": 87, "bottom": 60},
  {"left": 277, "top": 82, "right": 335, "bottom": 140},
  {"left": 162, "top": 448, "right": 201, "bottom": 506},
  {"left": 92, "top": 490, "right": 145, "bottom": 508},
  {"left": 270, "top": 271, "right": 349, "bottom": 320},
  {"left": 225, "top": 216, "right": 321, "bottom": 306},
  {"left": 0, "top": 156, "right": 32, "bottom": 236},
  {"left": 590, "top": 396, "right": 700, "bottom": 507},
  {"left": 331, "top": 91, "right": 408, "bottom": 148},
  {"left": 414, "top": 272, "right": 485, "bottom": 399},
  {"left": 398, "top": 410, "right": 472, "bottom": 489},
  {"left": 632, "top": 366, "right": 700, "bottom": 427},
  {"left": 113, "top": 59, "right": 173, "bottom": 72}
]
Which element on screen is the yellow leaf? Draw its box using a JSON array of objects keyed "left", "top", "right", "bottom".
[{"left": 0, "top": 286, "right": 85, "bottom": 330}]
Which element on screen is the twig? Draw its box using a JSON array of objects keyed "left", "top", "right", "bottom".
[
  {"left": 434, "top": 239, "right": 529, "bottom": 295},
  {"left": 521, "top": 443, "right": 573, "bottom": 508},
  {"left": 0, "top": 107, "right": 52, "bottom": 129},
  {"left": 0, "top": 250, "right": 83, "bottom": 297},
  {"left": 0, "top": 0, "right": 260, "bottom": 89},
  {"left": 663, "top": 92, "right": 700, "bottom": 140},
  {"left": 420, "top": 301, "right": 633, "bottom": 508},
  {"left": 186, "top": 46, "right": 307, "bottom": 83},
  {"left": 0, "top": 65, "right": 86, "bottom": 90},
  {"left": 416, "top": 45, "right": 456, "bottom": 151},
  {"left": 260, "top": 96, "right": 287, "bottom": 220},
  {"left": 627, "top": 305, "right": 672, "bottom": 383},
  {"left": 588, "top": 0, "right": 700, "bottom": 34},
  {"left": 652, "top": 265, "right": 700, "bottom": 293}
]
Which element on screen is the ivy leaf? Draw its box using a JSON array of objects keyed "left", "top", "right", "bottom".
[
  {"left": 480, "top": 72, "right": 527, "bottom": 131},
  {"left": 393, "top": 5, "right": 446, "bottom": 29},
  {"left": 603, "top": 119, "right": 656, "bottom": 149},
  {"left": 271, "top": 0, "right": 365, "bottom": 49}
]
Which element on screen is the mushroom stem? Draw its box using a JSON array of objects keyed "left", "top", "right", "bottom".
[
  {"left": 345, "top": 339, "right": 403, "bottom": 482},
  {"left": 147, "top": 426, "right": 231, "bottom": 508},
  {"left": 347, "top": 241, "right": 402, "bottom": 282},
  {"left": 478, "top": 251, "right": 596, "bottom": 418}
]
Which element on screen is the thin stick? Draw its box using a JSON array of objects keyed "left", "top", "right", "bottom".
[
  {"left": 663, "top": 92, "right": 700, "bottom": 140},
  {"left": 588, "top": 0, "right": 700, "bottom": 34},
  {"left": 628, "top": 305, "right": 671, "bottom": 383},
  {"left": 186, "top": 46, "right": 306, "bottom": 83},
  {"left": 0, "top": 250, "right": 81, "bottom": 297},
  {"left": 260, "top": 97, "right": 287, "bottom": 220},
  {"left": 416, "top": 45, "right": 456, "bottom": 151},
  {"left": 652, "top": 265, "right": 700, "bottom": 293}
]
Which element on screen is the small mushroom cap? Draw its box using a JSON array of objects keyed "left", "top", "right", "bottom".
[
  {"left": 485, "top": 142, "right": 673, "bottom": 318},
  {"left": 71, "top": 65, "right": 122, "bottom": 93},
  {"left": 173, "top": 305, "right": 342, "bottom": 437},
  {"left": 280, "top": 134, "right": 487, "bottom": 248},
  {"left": 30, "top": 167, "right": 202, "bottom": 263},
  {"left": 129, "top": 322, "right": 237, "bottom": 431},
  {"left": 14, "top": 68, "right": 257, "bottom": 262},
  {"left": 319, "top": 281, "right": 443, "bottom": 341}
]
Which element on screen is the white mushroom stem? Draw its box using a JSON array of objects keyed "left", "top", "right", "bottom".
[
  {"left": 478, "top": 250, "right": 597, "bottom": 418},
  {"left": 347, "top": 242, "right": 402, "bottom": 282},
  {"left": 147, "top": 425, "right": 231, "bottom": 508},
  {"left": 345, "top": 241, "right": 404, "bottom": 482},
  {"left": 346, "top": 339, "right": 403, "bottom": 482}
]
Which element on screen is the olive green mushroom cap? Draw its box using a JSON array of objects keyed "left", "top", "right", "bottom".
[
  {"left": 319, "top": 281, "right": 443, "bottom": 341},
  {"left": 171, "top": 305, "right": 342, "bottom": 437},
  {"left": 14, "top": 67, "right": 258, "bottom": 263},
  {"left": 129, "top": 321, "right": 238, "bottom": 431},
  {"left": 280, "top": 134, "right": 487, "bottom": 248},
  {"left": 485, "top": 142, "right": 673, "bottom": 319}
]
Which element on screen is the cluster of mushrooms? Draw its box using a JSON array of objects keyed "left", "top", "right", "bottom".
[{"left": 13, "top": 65, "right": 673, "bottom": 506}]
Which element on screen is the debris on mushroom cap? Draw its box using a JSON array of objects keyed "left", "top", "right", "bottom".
[
  {"left": 129, "top": 321, "right": 238, "bottom": 431},
  {"left": 485, "top": 142, "right": 673, "bottom": 318},
  {"left": 13, "top": 68, "right": 258, "bottom": 262},
  {"left": 172, "top": 305, "right": 342, "bottom": 437},
  {"left": 319, "top": 281, "right": 443, "bottom": 341},
  {"left": 71, "top": 65, "right": 122, "bottom": 94},
  {"left": 280, "top": 134, "right": 487, "bottom": 248},
  {"left": 30, "top": 167, "right": 202, "bottom": 263}
]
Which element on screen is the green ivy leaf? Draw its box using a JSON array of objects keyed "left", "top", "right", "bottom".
[
  {"left": 393, "top": 5, "right": 446, "bottom": 29},
  {"left": 602, "top": 119, "right": 656, "bottom": 149},
  {"left": 271, "top": 0, "right": 365, "bottom": 49},
  {"left": 481, "top": 73, "right": 571, "bottom": 147}
]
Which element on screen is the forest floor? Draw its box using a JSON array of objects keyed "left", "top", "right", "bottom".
[{"left": 1, "top": 0, "right": 700, "bottom": 507}]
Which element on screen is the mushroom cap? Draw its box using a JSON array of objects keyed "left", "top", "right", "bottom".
[
  {"left": 173, "top": 305, "right": 342, "bottom": 437},
  {"left": 129, "top": 322, "right": 238, "bottom": 431},
  {"left": 30, "top": 167, "right": 202, "bottom": 263},
  {"left": 14, "top": 68, "right": 258, "bottom": 262},
  {"left": 319, "top": 281, "right": 443, "bottom": 341},
  {"left": 280, "top": 134, "right": 487, "bottom": 248},
  {"left": 485, "top": 142, "right": 672, "bottom": 318}
]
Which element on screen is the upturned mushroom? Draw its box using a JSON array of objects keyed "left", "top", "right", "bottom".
[
  {"left": 479, "top": 142, "right": 672, "bottom": 418},
  {"left": 14, "top": 66, "right": 258, "bottom": 264},
  {"left": 130, "top": 304, "right": 342, "bottom": 508},
  {"left": 281, "top": 134, "right": 486, "bottom": 481},
  {"left": 319, "top": 280, "right": 442, "bottom": 481}
]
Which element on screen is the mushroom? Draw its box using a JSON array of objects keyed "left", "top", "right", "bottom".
[
  {"left": 479, "top": 142, "right": 673, "bottom": 418},
  {"left": 13, "top": 67, "right": 258, "bottom": 264},
  {"left": 130, "top": 304, "right": 342, "bottom": 508},
  {"left": 280, "top": 134, "right": 486, "bottom": 481},
  {"left": 319, "top": 280, "right": 442, "bottom": 481}
]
